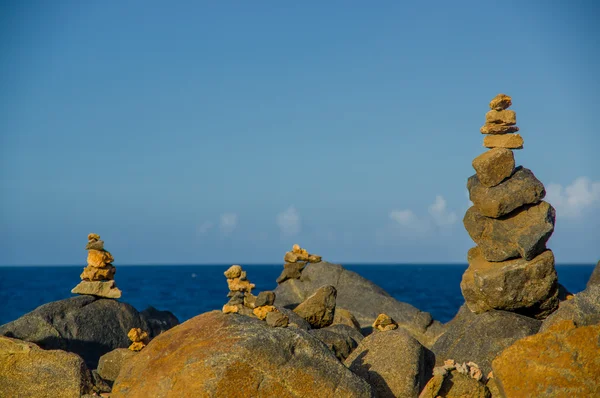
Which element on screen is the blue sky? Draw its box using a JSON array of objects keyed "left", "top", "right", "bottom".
[{"left": 1, "top": 1, "right": 599, "bottom": 265}]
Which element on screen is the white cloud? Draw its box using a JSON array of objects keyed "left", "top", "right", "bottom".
[
  {"left": 546, "top": 177, "right": 600, "bottom": 218},
  {"left": 277, "top": 206, "right": 301, "bottom": 236},
  {"left": 389, "top": 210, "right": 418, "bottom": 227},
  {"left": 197, "top": 221, "right": 214, "bottom": 236},
  {"left": 428, "top": 195, "right": 458, "bottom": 226},
  {"left": 219, "top": 213, "right": 238, "bottom": 235}
]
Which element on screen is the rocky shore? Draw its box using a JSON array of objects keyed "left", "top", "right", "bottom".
[{"left": 1, "top": 96, "right": 599, "bottom": 397}]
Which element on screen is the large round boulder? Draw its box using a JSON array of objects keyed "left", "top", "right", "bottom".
[
  {"left": 111, "top": 311, "right": 373, "bottom": 397},
  {"left": 274, "top": 261, "right": 444, "bottom": 347},
  {"left": 0, "top": 295, "right": 146, "bottom": 368}
]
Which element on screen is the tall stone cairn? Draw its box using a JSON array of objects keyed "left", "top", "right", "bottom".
[
  {"left": 461, "top": 94, "right": 559, "bottom": 319},
  {"left": 71, "top": 233, "right": 122, "bottom": 299}
]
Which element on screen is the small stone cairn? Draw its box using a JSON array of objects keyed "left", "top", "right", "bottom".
[
  {"left": 71, "top": 233, "right": 122, "bottom": 298},
  {"left": 276, "top": 244, "right": 322, "bottom": 284},
  {"left": 372, "top": 313, "right": 398, "bottom": 332},
  {"left": 222, "top": 265, "right": 289, "bottom": 327},
  {"left": 462, "top": 94, "right": 559, "bottom": 319},
  {"left": 127, "top": 328, "right": 149, "bottom": 351},
  {"left": 419, "top": 359, "right": 488, "bottom": 398}
]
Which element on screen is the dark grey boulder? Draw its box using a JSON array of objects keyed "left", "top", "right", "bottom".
[
  {"left": 587, "top": 260, "right": 600, "bottom": 288},
  {"left": 344, "top": 329, "right": 431, "bottom": 398},
  {"left": 97, "top": 348, "right": 137, "bottom": 383},
  {"left": 140, "top": 306, "right": 179, "bottom": 338},
  {"left": 274, "top": 261, "right": 444, "bottom": 347},
  {"left": 0, "top": 296, "right": 146, "bottom": 369},
  {"left": 275, "top": 306, "right": 311, "bottom": 330},
  {"left": 540, "top": 285, "right": 600, "bottom": 332},
  {"left": 431, "top": 304, "right": 541, "bottom": 375},
  {"left": 309, "top": 324, "right": 363, "bottom": 361},
  {"left": 293, "top": 285, "right": 337, "bottom": 328}
]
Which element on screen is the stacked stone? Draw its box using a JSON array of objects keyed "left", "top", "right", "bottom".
[
  {"left": 372, "top": 313, "right": 398, "bottom": 332},
  {"left": 127, "top": 328, "right": 149, "bottom": 351},
  {"left": 276, "top": 244, "right": 322, "bottom": 284},
  {"left": 71, "top": 233, "right": 122, "bottom": 299},
  {"left": 461, "top": 94, "right": 559, "bottom": 319}
]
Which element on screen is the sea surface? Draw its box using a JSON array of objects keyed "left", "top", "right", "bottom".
[{"left": 0, "top": 264, "right": 595, "bottom": 326}]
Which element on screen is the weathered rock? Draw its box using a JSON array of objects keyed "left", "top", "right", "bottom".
[
  {"left": 111, "top": 311, "right": 373, "bottom": 397},
  {"left": 139, "top": 306, "right": 179, "bottom": 339},
  {"left": 309, "top": 324, "right": 363, "bottom": 361},
  {"left": 85, "top": 240, "right": 105, "bottom": 251},
  {"left": 471, "top": 148, "right": 515, "bottom": 188},
  {"left": 467, "top": 166, "right": 546, "bottom": 218},
  {"left": 255, "top": 291, "right": 276, "bottom": 307},
  {"left": 91, "top": 370, "right": 112, "bottom": 393},
  {"left": 308, "top": 254, "right": 322, "bottom": 263},
  {"left": 242, "top": 292, "right": 256, "bottom": 308},
  {"left": 266, "top": 311, "right": 289, "bottom": 328},
  {"left": 71, "top": 280, "right": 122, "bottom": 298},
  {"left": 485, "top": 109, "right": 516, "bottom": 125},
  {"left": 333, "top": 308, "right": 362, "bottom": 332},
  {"left": 253, "top": 305, "right": 277, "bottom": 320},
  {"left": 127, "top": 328, "right": 149, "bottom": 351},
  {"left": 464, "top": 201, "right": 555, "bottom": 261},
  {"left": 0, "top": 336, "right": 93, "bottom": 397},
  {"left": 284, "top": 251, "right": 299, "bottom": 263},
  {"left": 80, "top": 264, "right": 116, "bottom": 281},
  {"left": 483, "top": 133, "right": 524, "bottom": 149},
  {"left": 222, "top": 304, "right": 239, "bottom": 314},
  {"left": 293, "top": 285, "right": 337, "bottom": 328},
  {"left": 461, "top": 247, "right": 559, "bottom": 318},
  {"left": 276, "top": 307, "right": 312, "bottom": 330},
  {"left": 275, "top": 261, "right": 444, "bottom": 347},
  {"left": 87, "top": 250, "right": 114, "bottom": 267},
  {"left": 223, "top": 264, "right": 242, "bottom": 279},
  {"left": 540, "top": 285, "right": 600, "bottom": 332},
  {"left": 0, "top": 295, "right": 146, "bottom": 369},
  {"left": 489, "top": 93, "right": 512, "bottom": 110},
  {"left": 480, "top": 123, "right": 519, "bottom": 135},
  {"left": 420, "top": 369, "right": 490, "bottom": 398},
  {"left": 226, "top": 276, "right": 255, "bottom": 293},
  {"left": 97, "top": 348, "right": 137, "bottom": 383},
  {"left": 492, "top": 323, "right": 600, "bottom": 397},
  {"left": 587, "top": 260, "right": 600, "bottom": 288},
  {"left": 276, "top": 262, "right": 306, "bottom": 283},
  {"left": 372, "top": 313, "right": 398, "bottom": 331},
  {"left": 431, "top": 304, "right": 541, "bottom": 375},
  {"left": 344, "top": 329, "right": 430, "bottom": 398}
]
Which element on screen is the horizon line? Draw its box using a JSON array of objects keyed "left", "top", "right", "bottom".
[{"left": 0, "top": 262, "right": 596, "bottom": 267}]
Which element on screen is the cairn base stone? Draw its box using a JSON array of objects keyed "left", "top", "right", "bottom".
[
  {"left": 72, "top": 280, "right": 122, "bottom": 299},
  {"left": 461, "top": 247, "right": 559, "bottom": 319}
]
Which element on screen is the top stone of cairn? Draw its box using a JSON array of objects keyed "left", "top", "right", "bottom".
[{"left": 489, "top": 94, "right": 512, "bottom": 111}]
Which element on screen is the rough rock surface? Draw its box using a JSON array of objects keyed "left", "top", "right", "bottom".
[
  {"left": 488, "top": 93, "right": 512, "bottom": 110},
  {"left": 480, "top": 124, "right": 519, "bottom": 134},
  {"left": 540, "top": 285, "right": 600, "bottom": 332},
  {"left": 276, "top": 306, "right": 311, "bottom": 330},
  {"left": 344, "top": 329, "right": 430, "bottom": 398},
  {"left": 97, "top": 348, "right": 138, "bottom": 383},
  {"left": 587, "top": 260, "right": 600, "bottom": 288},
  {"left": 293, "top": 285, "right": 337, "bottom": 328},
  {"left": 87, "top": 249, "right": 115, "bottom": 267},
  {"left": 471, "top": 148, "right": 514, "bottom": 188},
  {"left": 461, "top": 247, "right": 559, "bottom": 318},
  {"left": 485, "top": 109, "right": 516, "bottom": 125},
  {"left": 493, "top": 322, "right": 600, "bottom": 397},
  {"left": 419, "top": 370, "right": 490, "bottom": 398},
  {"left": 309, "top": 324, "right": 363, "bottom": 361},
  {"left": 139, "top": 306, "right": 179, "bottom": 339},
  {"left": 111, "top": 311, "right": 373, "bottom": 397},
  {"left": 332, "top": 308, "right": 362, "bottom": 332},
  {"left": 80, "top": 265, "right": 116, "bottom": 281},
  {"left": 276, "top": 262, "right": 306, "bottom": 284},
  {"left": 255, "top": 291, "right": 276, "bottom": 307},
  {"left": 0, "top": 336, "right": 92, "bottom": 397},
  {"left": 463, "top": 201, "right": 555, "bottom": 262},
  {"left": 0, "top": 295, "right": 146, "bottom": 369},
  {"left": 467, "top": 166, "right": 545, "bottom": 218},
  {"left": 265, "top": 311, "right": 289, "bottom": 328},
  {"left": 274, "top": 262, "right": 444, "bottom": 347},
  {"left": 71, "top": 280, "right": 122, "bottom": 298},
  {"left": 431, "top": 305, "right": 541, "bottom": 375},
  {"left": 483, "top": 133, "right": 524, "bottom": 149}
]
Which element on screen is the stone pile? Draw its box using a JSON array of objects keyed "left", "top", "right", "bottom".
[
  {"left": 71, "top": 233, "right": 122, "bottom": 299},
  {"left": 419, "top": 359, "right": 489, "bottom": 398},
  {"left": 222, "top": 265, "right": 289, "bottom": 327},
  {"left": 276, "top": 244, "right": 322, "bottom": 284},
  {"left": 127, "top": 328, "right": 149, "bottom": 352},
  {"left": 462, "top": 94, "right": 559, "bottom": 319},
  {"left": 372, "top": 313, "right": 398, "bottom": 331}
]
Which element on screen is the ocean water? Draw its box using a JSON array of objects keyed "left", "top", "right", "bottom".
[{"left": 0, "top": 264, "right": 594, "bottom": 326}]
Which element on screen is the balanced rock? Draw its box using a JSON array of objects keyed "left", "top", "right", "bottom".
[
  {"left": 372, "top": 313, "right": 398, "bottom": 331},
  {"left": 471, "top": 148, "right": 515, "bottom": 188},
  {"left": 73, "top": 233, "right": 122, "bottom": 299},
  {"left": 97, "top": 348, "right": 138, "bottom": 383},
  {"left": 431, "top": 305, "right": 541, "bottom": 375},
  {"left": 467, "top": 166, "right": 546, "bottom": 218},
  {"left": 87, "top": 249, "right": 115, "bottom": 267},
  {"left": 127, "top": 328, "right": 149, "bottom": 351},
  {"left": 461, "top": 247, "right": 559, "bottom": 318},
  {"left": 276, "top": 262, "right": 306, "bottom": 284},
  {"left": 80, "top": 264, "right": 116, "bottom": 281},
  {"left": 480, "top": 124, "right": 519, "bottom": 134},
  {"left": 309, "top": 324, "right": 363, "bottom": 361},
  {"left": 111, "top": 311, "right": 373, "bottom": 397},
  {"left": 464, "top": 201, "right": 555, "bottom": 262},
  {"left": 72, "top": 280, "right": 122, "bottom": 298},
  {"left": 492, "top": 323, "right": 600, "bottom": 397},
  {"left": 255, "top": 291, "right": 276, "bottom": 307},
  {"left": 483, "top": 133, "right": 524, "bottom": 149},
  {"left": 293, "top": 285, "right": 337, "bottom": 328},
  {"left": 277, "top": 244, "right": 322, "bottom": 284},
  {"left": 0, "top": 336, "right": 93, "bottom": 397},
  {"left": 488, "top": 93, "right": 512, "bottom": 110},
  {"left": 253, "top": 305, "right": 277, "bottom": 320},
  {"left": 222, "top": 264, "right": 257, "bottom": 315},
  {"left": 223, "top": 264, "right": 242, "bottom": 279},
  {"left": 485, "top": 109, "right": 516, "bottom": 125},
  {"left": 344, "top": 329, "right": 431, "bottom": 398}
]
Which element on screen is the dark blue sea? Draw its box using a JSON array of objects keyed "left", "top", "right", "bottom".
[{"left": 0, "top": 264, "right": 595, "bottom": 326}]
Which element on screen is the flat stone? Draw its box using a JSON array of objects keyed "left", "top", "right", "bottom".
[
  {"left": 71, "top": 280, "right": 122, "bottom": 299},
  {"left": 468, "top": 166, "right": 546, "bottom": 218},
  {"left": 85, "top": 240, "right": 104, "bottom": 251},
  {"left": 226, "top": 277, "right": 255, "bottom": 293},
  {"left": 80, "top": 264, "right": 116, "bottom": 281},
  {"left": 485, "top": 109, "right": 516, "bottom": 125},
  {"left": 483, "top": 134, "right": 523, "bottom": 149},
  {"left": 87, "top": 250, "right": 114, "bottom": 268},
  {"left": 463, "top": 201, "right": 555, "bottom": 261},
  {"left": 255, "top": 291, "right": 276, "bottom": 307},
  {"left": 461, "top": 247, "right": 559, "bottom": 318},
  {"left": 293, "top": 285, "right": 337, "bottom": 329},
  {"left": 471, "top": 148, "right": 515, "bottom": 188},
  {"left": 489, "top": 93, "right": 512, "bottom": 110},
  {"left": 480, "top": 123, "right": 520, "bottom": 135}
]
